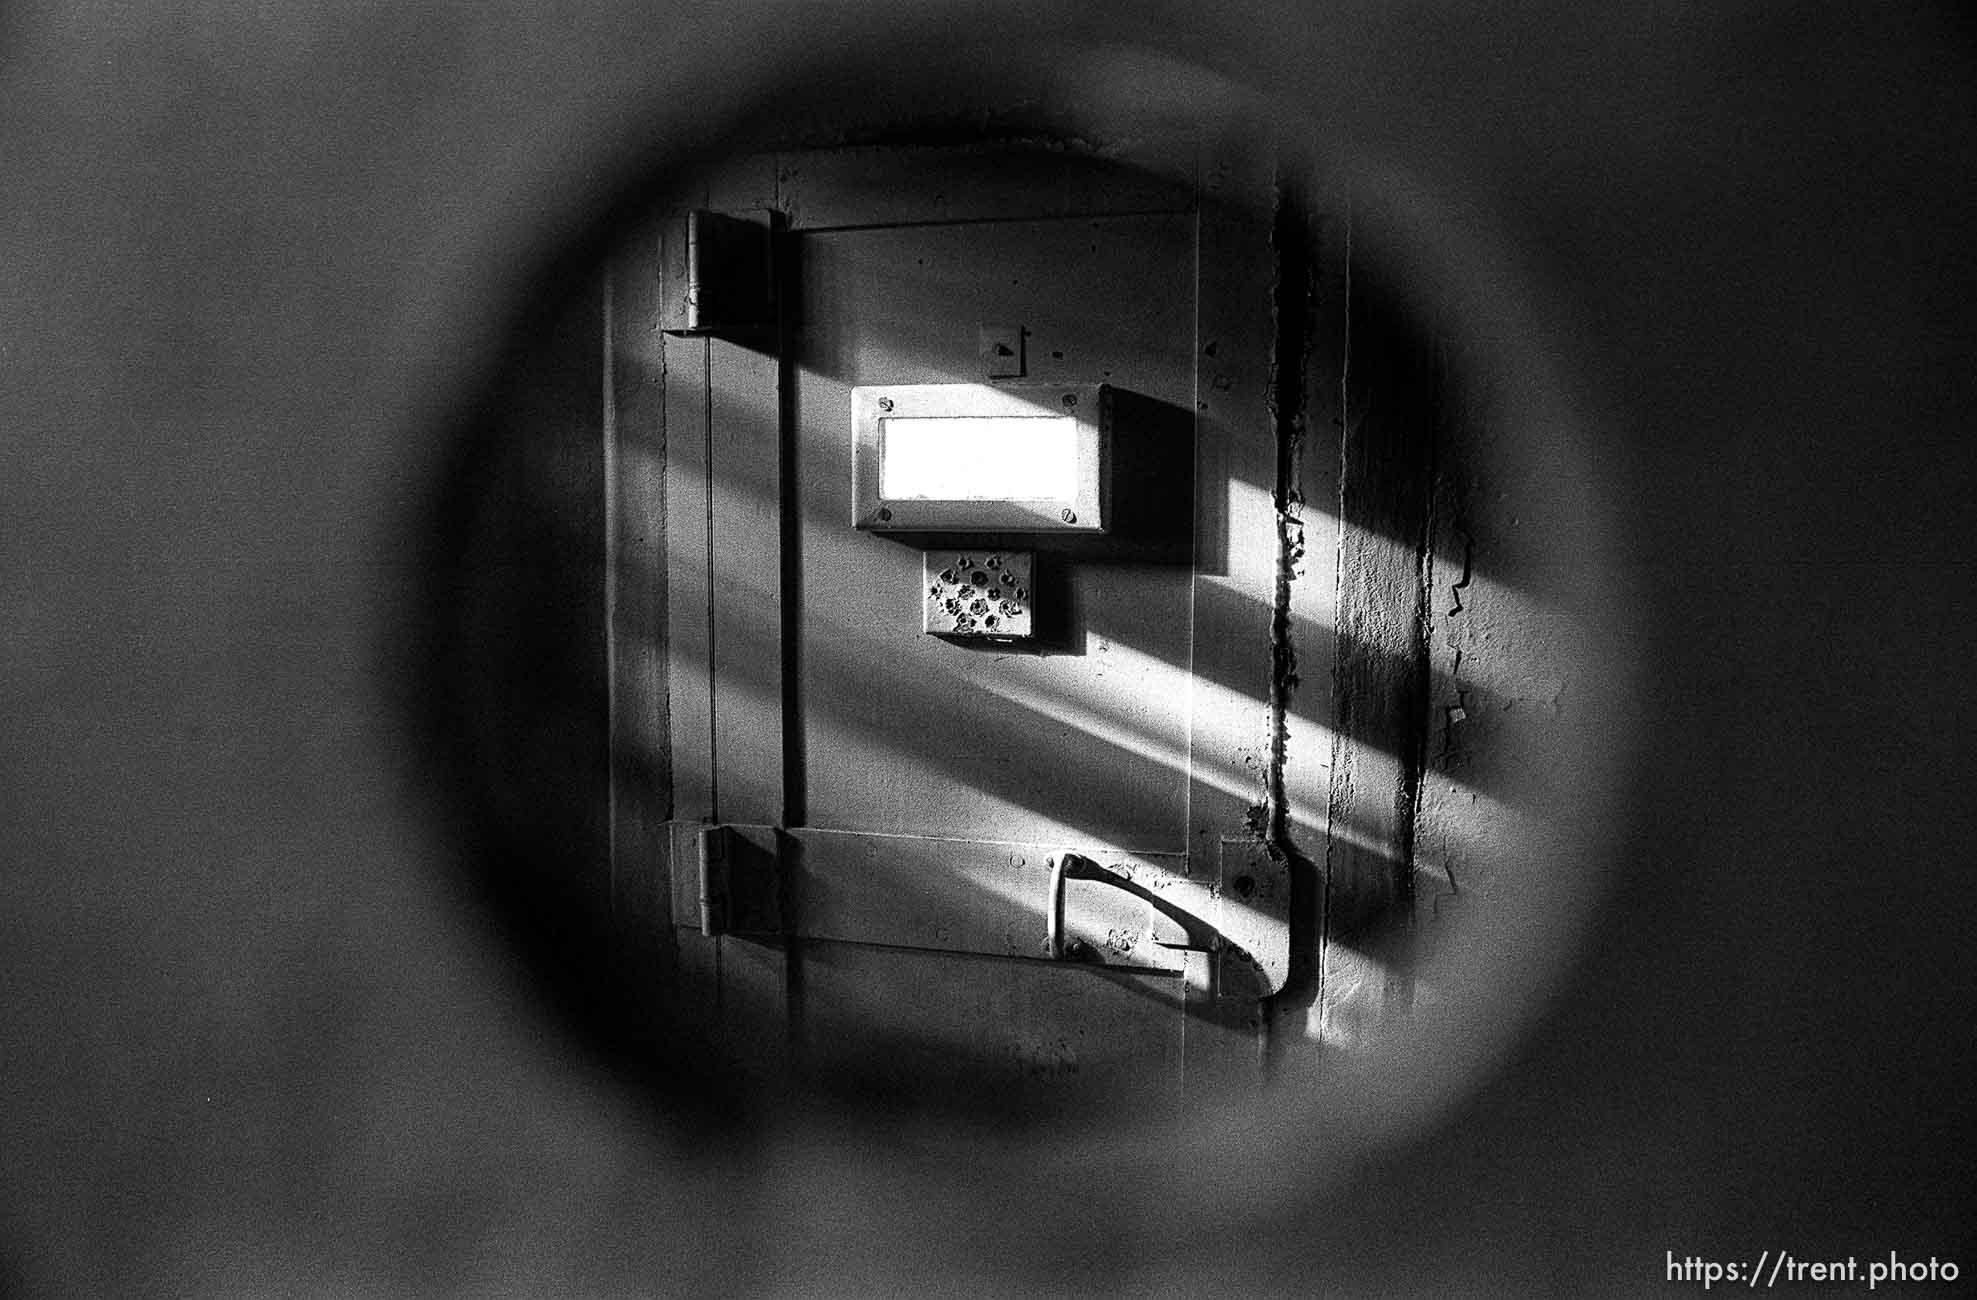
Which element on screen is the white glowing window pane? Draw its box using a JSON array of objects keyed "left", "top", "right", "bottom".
[{"left": 879, "top": 416, "right": 1079, "bottom": 500}]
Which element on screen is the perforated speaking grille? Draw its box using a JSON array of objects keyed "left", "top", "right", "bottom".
[{"left": 923, "top": 550, "right": 1034, "bottom": 639}]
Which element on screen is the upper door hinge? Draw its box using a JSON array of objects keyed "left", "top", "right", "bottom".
[{"left": 659, "top": 209, "right": 779, "bottom": 339}]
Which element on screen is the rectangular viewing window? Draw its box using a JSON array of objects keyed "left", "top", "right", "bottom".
[
  {"left": 879, "top": 416, "right": 1080, "bottom": 500},
  {"left": 852, "top": 383, "right": 1108, "bottom": 532}
]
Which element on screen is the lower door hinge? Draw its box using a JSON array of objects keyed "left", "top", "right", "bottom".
[{"left": 690, "top": 823, "right": 785, "bottom": 939}]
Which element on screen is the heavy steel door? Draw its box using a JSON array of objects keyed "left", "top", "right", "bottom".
[{"left": 653, "top": 142, "right": 1289, "bottom": 1119}]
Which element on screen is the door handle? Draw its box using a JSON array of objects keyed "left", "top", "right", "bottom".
[
  {"left": 1045, "top": 850, "right": 1107, "bottom": 959},
  {"left": 1046, "top": 850, "right": 1220, "bottom": 961}
]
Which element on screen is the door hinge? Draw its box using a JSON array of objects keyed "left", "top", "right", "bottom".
[
  {"left": 688, "top": 823, "right": 785, "bottom": 938},
  {"left": 659, "top": 209, "right": 779, "bottom": 338}
]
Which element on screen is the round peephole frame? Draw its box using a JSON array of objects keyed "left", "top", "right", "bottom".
[{"left": 412, "top": 27, "right": 1639, "bottom": 1238}]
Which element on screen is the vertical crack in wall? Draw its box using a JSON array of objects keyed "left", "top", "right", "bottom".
[{"left": 1260, "top": 169, "right": 1323, "bottom": 1031}]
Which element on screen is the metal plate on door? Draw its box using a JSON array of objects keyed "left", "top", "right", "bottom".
[{"left": 665, "top": 822, "right": 1290, "bottom": 1000}]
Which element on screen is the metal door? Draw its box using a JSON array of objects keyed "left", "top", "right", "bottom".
[{"left": 651, "top": 142, "right": 1290, "bottom": 1120}]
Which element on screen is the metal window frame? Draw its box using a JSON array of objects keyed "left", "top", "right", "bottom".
[{"left": 850, "top": 382, "right": 1109, "bottom": 532}]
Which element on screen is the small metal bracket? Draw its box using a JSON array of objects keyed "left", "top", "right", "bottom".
[
  {"left": 979, "top": 323, "right": 1025, "bottom": 379},
  {"left": 659, "top": 209, "right": 778, "bottom": 337}
]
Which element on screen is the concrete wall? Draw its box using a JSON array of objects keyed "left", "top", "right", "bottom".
[{"left": 1, "top": 2, "right": 1971, "bottom": 1293}]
